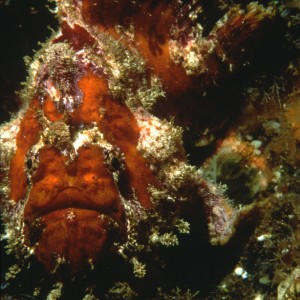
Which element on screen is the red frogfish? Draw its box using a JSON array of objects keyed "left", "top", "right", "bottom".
[{"left": 0, "top": 0, "right": 279, "bottom": 298}]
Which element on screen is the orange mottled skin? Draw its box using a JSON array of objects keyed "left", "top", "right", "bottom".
[
  {"left": 43, "top": 96, "right": 63, "bottom": 122},
  {"left": 10, "top": 99, "right": 41, "bottom": 201},
  {"left": 10, "top": 70, "right": 159, "bottom": 271},
  {"left": 72, "top": 73, "right": 159, "bottom": 208}
]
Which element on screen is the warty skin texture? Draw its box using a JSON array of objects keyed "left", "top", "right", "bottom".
[{"left": 0, "top": 0, "right": 289, "bottom": 298}]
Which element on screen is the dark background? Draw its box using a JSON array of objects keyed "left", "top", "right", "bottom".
[{"left": 0, "top": 0, "right": 58, "bottom": 123}]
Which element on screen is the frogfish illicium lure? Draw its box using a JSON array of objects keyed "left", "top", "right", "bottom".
[{"left": 0, "top": 0, "right": 278, "bottom": 298}]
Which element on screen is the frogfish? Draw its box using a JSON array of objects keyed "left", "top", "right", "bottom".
[{"left": 0, "top": 0, "right": 279, "bottom": 298}]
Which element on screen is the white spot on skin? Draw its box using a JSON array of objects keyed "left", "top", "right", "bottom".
[
  {"left": 45, "top": 80, "right": 61, "bottom": 104},
  {"left": 72, "top": 127, "right": 111, "bottom": 152},
  {"left": 66, "top": 210, "right": 76, "bottom": 221},
  {"left": 251, "top": 140, "right": 262, "bottom": 152},
  {"left": 73, "top": 132, "right": 91, "bottom": 151},
  {"left": 234, "top": 266, "right": 248, "bottom": 279},
  {"left": 257, "top": 233, "right": 272, "bottom": 242}
]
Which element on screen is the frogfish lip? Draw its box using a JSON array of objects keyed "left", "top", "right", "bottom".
[
  {"left": 23, "top": 187, "right": 126, "bottom": 273},
  {"left": 24, "top": 187, "right": 125, "bottom": 227}
]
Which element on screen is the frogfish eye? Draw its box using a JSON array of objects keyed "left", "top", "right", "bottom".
[
  {"left": 26, "top": 158, "right": 33, "bottom": 170},
  {"left": 110, "top": 156, "right": 120, "bottom": 171}
]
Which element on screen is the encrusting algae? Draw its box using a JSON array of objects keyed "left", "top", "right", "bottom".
[{"left": 0, "top": 0, "right": 299, "bottom": 299}]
